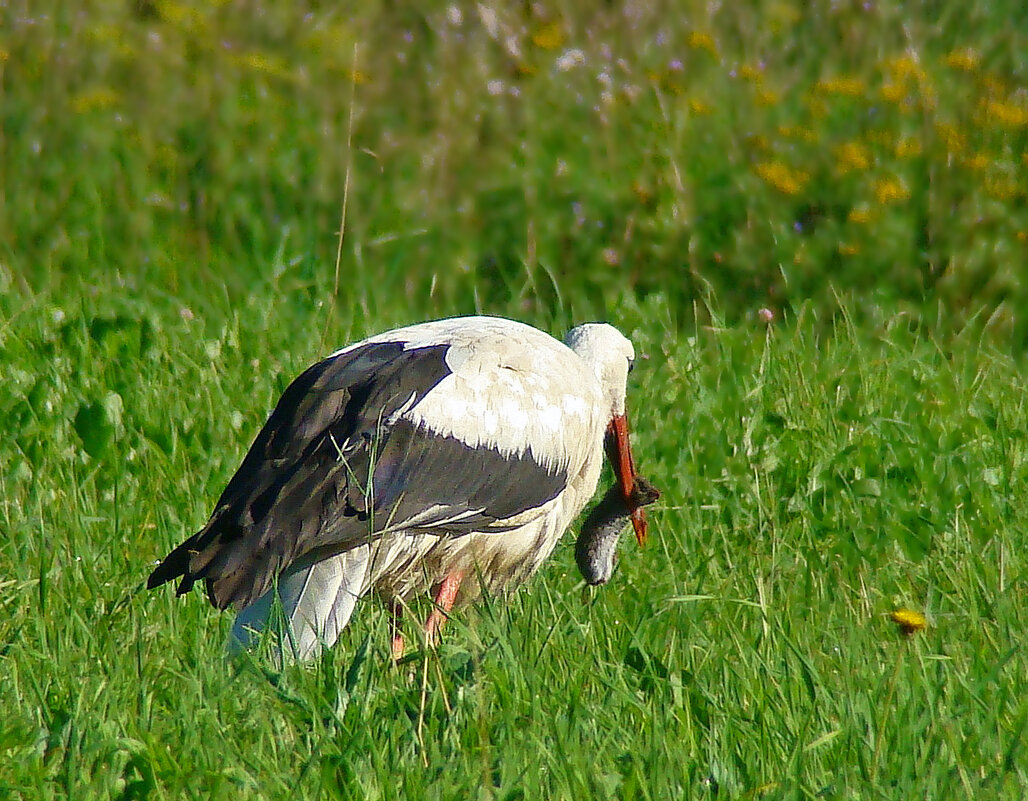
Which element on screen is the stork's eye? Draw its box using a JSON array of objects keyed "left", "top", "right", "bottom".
[{"left": 627, "top": 358, "right": 635, "bottom": 374}]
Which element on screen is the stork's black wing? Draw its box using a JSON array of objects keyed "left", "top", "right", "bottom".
[{"left": 147, "top": 340, "right": 567, "bottom": 610}]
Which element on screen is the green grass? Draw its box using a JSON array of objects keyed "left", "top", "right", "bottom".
[
  {"left": 3, "top": 2, "right": 1028, "bottom": 799},
  {"left": 4, "top": 289, "right": 1027, "bottom": 798}
]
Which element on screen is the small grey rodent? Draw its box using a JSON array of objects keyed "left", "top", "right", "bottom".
[{"left": 575, "top": 477, "right": 660, "bottom": 585}]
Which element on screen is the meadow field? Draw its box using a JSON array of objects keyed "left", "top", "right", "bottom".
[{"left": 2, "top": 2, "right": 1027, "bottom": 798}]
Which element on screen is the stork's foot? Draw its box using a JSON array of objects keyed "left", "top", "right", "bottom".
[{"left": 425, "top": 571, "right": 464, "bottom": 646}]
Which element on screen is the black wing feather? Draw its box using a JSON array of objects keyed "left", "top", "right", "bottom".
[{"left": 148, "top": 340, "right": 568, "bottom": 610}]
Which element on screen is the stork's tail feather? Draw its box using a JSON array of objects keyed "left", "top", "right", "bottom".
[
  {"left": 146, "top": 534, "right": 203, "bottom": 595},
  {"left": 229, "top": 545, "right": 372, "bottom": 662},
  {"left": 147, "top": 517, "right": 279, "bottom": 611}
]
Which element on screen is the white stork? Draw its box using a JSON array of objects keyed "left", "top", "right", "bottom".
[{"left": 147, "top": 316, "right": 648, "bottom": 660}]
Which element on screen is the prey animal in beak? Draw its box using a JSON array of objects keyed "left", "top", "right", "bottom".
[{"left": 604, "top": 411, "right": 648, "bottom": 544}]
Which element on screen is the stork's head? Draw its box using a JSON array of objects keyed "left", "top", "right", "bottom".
[{"left": 564, "top": 323, "right": 648, "bottom": 544}]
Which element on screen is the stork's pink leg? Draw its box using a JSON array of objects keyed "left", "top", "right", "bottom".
[
  {"left": 425, "top": 571, "right": 464, "bottom": 645},
  {"left": 390, "top": 602, "right": 405, "bottom": 660}
]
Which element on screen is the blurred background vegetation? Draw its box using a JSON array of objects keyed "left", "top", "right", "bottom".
[{"left": 1, "top": 1, "right": 1026, "bottom": 336}]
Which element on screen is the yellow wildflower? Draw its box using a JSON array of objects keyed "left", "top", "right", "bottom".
[
  {"left": 934, "top": 123, "right": 965, "bottom": 153},
  {"left": 838, "top": 243, "right": 860, "bottom": 256},
  {"left": 880, "top": 83, "right": 906, "bottom": 104},
  {"left": 884, "top": 54, "right": 927, "bottom": 83},
  {"left": 1017, "top": 231, "right": 1028, "bottom": 243},
  {"left": 739, "top": 64, "right": 763, "bottom": 82},
  {"left": 945, "top": 48, "right": 981, "bottom": 72},
  {"left": 815, "top": 76, "right": 865, "bottom": 97},
  {"left": 985, "top": 178, "right": 1018, "bottom": 200},
  {"left": 835, "top": 141, "right": 872, "bottom": 174},
  {"left": 755, "top": 161, "right": 808, "bottom": 195},
  {"left": 688, "top": 97, "right": 712, "bottom": 115},
  {"left": 873, "top": 177, "right": 910, "bottom": 204},
  {"left": 755, "top": 89, "right": 779, "bottom": 106},
  {"left": 963, "top": 153, "right": 989, "bottom": 172},
  {"left": 687, "top": 31, "right": 719, "bottom": 57},
  {"left": 848, "top": 206, "right": 873, "bottom": 224},
  {"left": 982, "top": 99, "right": 1028, "bottom": 128},
  {"left": 894, "top": 137, "right": 922, "bottom": 158},
  {"left": 531, "top": 22, "right": 565, "bottom": 51},
  {"left": 890, "top": 608, "right": 927, "bottom": 636}
]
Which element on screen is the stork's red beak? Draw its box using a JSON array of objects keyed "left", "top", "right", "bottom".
[{"left": 605, "top": 412, "right": 648, "bottom": 545}]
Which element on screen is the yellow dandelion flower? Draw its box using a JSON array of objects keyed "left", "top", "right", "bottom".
[
  {"left": 985, "top": 178, "right": 1018, "bottom": 200},
  {"left": 755, "top": 161, "right": 808, "bottom": 195},
  {"left": 848, "top": 206, "right": 873, "bottom": 224},
  {"left": 934, "top": 123, "right": 965, "bottom": 153},
  {"left": 71, "top": 88, "right": 121, "bottom": 114},
  {"left": 890, "top": 608, "right": 927, "bottom": 636},
  {"left": 884, "top": 54, "right": 927, "bottom": 83},
  {"left": 531, "top": 22, "right": 565, "bottom": 51},
  {"left": 687, "top": 31, "right": 719, "bottom": 57},
  {"left": 880, "top": 83, "right": 906, "bottom": 104},
  {"left": 962, "top": 152, "right": 990, "bottom": 172},
  {"left": 945, "top": 48, "right": 981, "bottom": 72},
  {"left": 838, "top": 243, "right": 860, "bottom": 256},
  {"left": 873, "top": 177, "right": 910, "bottom": 204},
  {"left": 815, "top": 76, "right": 865, "bottom": 97},
  {"left": 835, "top": 141, "right": 872, "bottom": 174},
  {"left": 688, "top": 97, "right": 712, "bottom": 115},
  {"left": 982, "top": 99, "right": 1028, "bottom": 128},
  {"left": 755, "top": 89, "right": 779, "bottom": 106},
  {"left": 894, "top": 137, "right": 922, "bottom": 158},
  {"left": 739, "top": 64, "right": 763, "bottom": 82}
]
